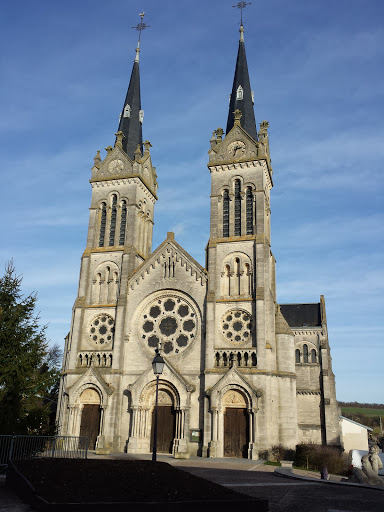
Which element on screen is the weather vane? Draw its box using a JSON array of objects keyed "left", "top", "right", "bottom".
[
  {"left": 132, "top": 11, "right": 150, "bottom": 41},
  {"left": 232, "top": 1, "right": 251, "bottom": 25}
]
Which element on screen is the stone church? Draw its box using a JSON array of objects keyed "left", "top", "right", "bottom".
[{"left": 56, "top": 23, "right": 340, "bottom": 458}]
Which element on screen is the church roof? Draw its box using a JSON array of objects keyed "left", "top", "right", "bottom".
[
  {"left": 226, "top": 25, "right": 258, "bottom": 141},
  {"left": 280, "top": 303, "right": 321, "bottom": 328},
  {"left": 117, "top": 41, "right": 143, "bottom": 160}
]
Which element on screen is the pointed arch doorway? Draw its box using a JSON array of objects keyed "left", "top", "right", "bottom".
[
  {"left": 223, "top": 390, "right": 249, "bottom": 458},
  {"left": 150, "top": 389, "right": 176, "bottom": 454}
]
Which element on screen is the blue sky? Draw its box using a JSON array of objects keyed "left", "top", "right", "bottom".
[{"left": 1, "top": 0, "right": 383, "bottom": 403}]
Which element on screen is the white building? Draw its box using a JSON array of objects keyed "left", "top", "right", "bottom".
[
  {"left": 340, "top": 416, "right": 372, "bottom": 454},
  {"left": 56, "top": 22, "right": 340, "bottom": 458}
]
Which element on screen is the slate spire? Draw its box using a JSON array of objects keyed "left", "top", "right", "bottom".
[
  {"left": 226, "top": 25, "right": 258, "bottom": 141},
  {"left": 117, "top": 38, "right": 143, "bottom": 160}
]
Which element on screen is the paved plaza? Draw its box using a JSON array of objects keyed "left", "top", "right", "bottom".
[{"left": 1, "top": 455, "right": 383, "bottom": 511}]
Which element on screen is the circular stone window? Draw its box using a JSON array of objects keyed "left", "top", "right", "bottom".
[
  {"left": 140, "top": 295, "right": 197, "bottom": 355},
  {"left": 221, "top": 309, "right": 252, "bottom": 344},
  {"left": 89, "top": 314, "right": 114, "bottom": 346}
]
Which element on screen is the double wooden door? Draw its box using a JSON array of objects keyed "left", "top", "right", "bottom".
[
  {"left": 80, "top": 404, "right": 101, "bottom": 450},
  {"left": 224, "top": 407, "right": 249, "bottom": 458},
  {"left": 151, "top": 406, "right": 176, "bottom": 454}
]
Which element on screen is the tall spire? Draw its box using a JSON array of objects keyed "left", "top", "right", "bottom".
[
  {"left": 226, "top": 24, "right": 258, "bottom": 141},
  {"left": 117, "top": 13, "right": 150, "bottom": 160}
]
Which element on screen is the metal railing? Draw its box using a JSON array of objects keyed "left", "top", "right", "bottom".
[{"left": 0, "top": 435, "right": 88, "bottom": 468}]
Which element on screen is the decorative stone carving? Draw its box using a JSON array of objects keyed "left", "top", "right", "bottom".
[
  {"left": 222, "top": 389, "right": 247, "bottom": 407},
  {"left": 140, "top": 294, "right": 198, "bottom": 356},
  {"left": 221, "top": 309, "right": 252, "bottom": 344},
  {"left": 80, "top": 388, "right": 100, "bottom": 404},
  {"left": 89, "top": 314, "right": 115, "bottom": 347}
]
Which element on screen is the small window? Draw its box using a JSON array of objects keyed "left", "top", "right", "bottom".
[
  {"left": 123, "top": 104, "right": 131, "bottom": 118},
  {"left": 311, "top": 349, "right": 317, "bottom": 363},
  {"left": 295, "top": 349, "right": 301, "bottom": 364},
  {"left": 236, "top": 85, "right": 244, "bottom": 100},
  {"left": 303, "top": 344, "right": 309, "bottom": 363},
  {"left": 139, "top": 110, "right": 144, "bottom": 123}
]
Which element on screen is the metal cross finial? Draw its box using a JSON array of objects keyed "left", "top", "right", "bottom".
[
  {"left": 232, "top": 1, "right": 251, "bottom": 25},
  {"left": 132, "top": 11, "right": 151, "bottom": 41}
]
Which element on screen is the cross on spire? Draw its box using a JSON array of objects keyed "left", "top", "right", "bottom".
[
  {"left": 232, "top": 1, "right": 251, "bottom": 25},
  {"left": 132, "top": 11, "right": 150, "bottom": 41}
]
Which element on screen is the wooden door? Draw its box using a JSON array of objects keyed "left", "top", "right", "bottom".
[
  {"left": 224, "top": 408, "right": 249, "bottom": 458},
  {"left": 80, "top": 404, "right": 101, "bottom": 450},
  {"left": 151, "top": 406, "right": 176, "bottom": 453}
]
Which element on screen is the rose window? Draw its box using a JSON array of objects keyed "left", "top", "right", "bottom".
[
  {"left": 141, "top": 296, "right": 197, "bottom": 355},
  {"left": 89, "top": 314, "right": 114, "bottom": 346},
  {"left": 221, "top": 309, "right": 252, "bottom": 344}
]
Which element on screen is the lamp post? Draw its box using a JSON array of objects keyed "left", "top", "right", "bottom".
[{"left": 152, "top": 348, "right": 165, "bottom": 462}]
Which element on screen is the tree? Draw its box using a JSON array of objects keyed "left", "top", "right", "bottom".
[{"left": 0, "top": 261, "right": 62, "bottom": 435}]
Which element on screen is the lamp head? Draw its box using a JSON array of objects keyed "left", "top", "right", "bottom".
[{"left": 152, "top": 348, "right": 165, "bottom": 375}]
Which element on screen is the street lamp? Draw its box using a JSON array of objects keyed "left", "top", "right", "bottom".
[{"left": 152, "top": 348, "right": 165, "bottom": 462}]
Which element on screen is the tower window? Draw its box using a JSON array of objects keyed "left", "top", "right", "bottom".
[
  {"left": 99, "top": 203, "right": 107, "bottom": 247},
  {"left": 234, "top": 180, "right": 241, "bottom": 236},
  {"left": 119, "top": 200, "right": 127, "bottom": 245},
  {"left": 236, "top": 85, "right": 243, "bottom": 100},
  {"left": 109, "top": 195, "right": 117, "bottom": 246},
  {"left": 123, "top": 104, "right": 131, "bottom": 118},
  {"left": 139, "top": 110, "right": 144, "bottom": 123},
  {"left": 311, "top": 349, "right": 317, "bottom": 363},
  {"left": 303, "top": 344, "right": 309, "bottom": 363},
  {"left": 295, "top": 349, "right": 301, "bottom": 363},
  {"left": 223, "top": 190, "right": 229, "bottom": 237},
  {"left": 246, "top": 187, "right": 253, "bottom": 235}
]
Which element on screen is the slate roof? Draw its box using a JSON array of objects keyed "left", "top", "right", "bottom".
[
  {"left": 117, "top": 51, "right": 143, "bottom": 160},
  {"left": 226, "top": 26, "right": 258, "bottom": 141},
  {"left": 280, "top": 303, "right": 321, "bottom": 328}
]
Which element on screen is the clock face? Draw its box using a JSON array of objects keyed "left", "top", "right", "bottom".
[
  {"left": 108, "top": 159, "right": 124, "bottom": 172},
  {"left": 227, "top": 140, "right": 246, "bottom": 158}
]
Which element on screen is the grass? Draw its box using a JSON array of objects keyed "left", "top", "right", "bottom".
[{"left": 341, "top": 407, "right": 384, "bottom": 418}]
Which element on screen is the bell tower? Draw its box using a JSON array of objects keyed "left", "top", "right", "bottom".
[
  {"left": 61, "top": 15, "right": 157, "bottom": 382},
  {"left": 205, "top": 23, "right": 276, "bottom": 372}
]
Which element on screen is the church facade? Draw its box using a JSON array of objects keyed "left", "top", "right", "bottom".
[{"left": 56, "top": 24, "right": 340, "bottom": 458}]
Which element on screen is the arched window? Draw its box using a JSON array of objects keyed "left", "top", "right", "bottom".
[
  {"left": 234, "top": 180, "right": 241, "bottom": 236},
  {"left": 246, "top": 187, "right": 253, "bottom": 235},
  {"left": 303, "top": 344, "right": 309, "bottom": 363},
  {"left": 119, "top": 200, "right": 127, "bottom": 245},
  {"left": 311, "top": 349, "right": 317, "bottom": 363},
  {"left": 295, "top": 349, "right": 301, "bottom": 363},
  {"left": 123, "top": 104, "right": 131, "bottom": 118},
  {"left": 99, "top": 203, "right": 107, "bottom": 247},
  {"left": 109, "top": 195, "right": 117, "bottom": 246},
  {"left": 223, "top": 190, "right": 229, "bottom": 237}
]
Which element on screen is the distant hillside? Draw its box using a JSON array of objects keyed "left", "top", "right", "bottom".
[
  {"left": 338, "top": 401, "right": 384, "bottom": 410},
  {"left": 338, "top": 402, "right": 384, "bottom": 432}
]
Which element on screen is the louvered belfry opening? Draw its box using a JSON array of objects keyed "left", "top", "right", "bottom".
[
  {"left": 234, "top": 180, "right": 241, "bottom": 236},
  {"left": 99, "top": 203, "right": 107, "bottom": 247},
  {"left": 119, "top": 200, "right": 127, "bottom": 245},
  {"left": 223, "top": 190, "right": 230, "bottom": 237},
  {"left": 109, "top": 195, "right": 118, "bottom": 246},
  {"left": 246, "top": 187, "right": 253, "bottom": 234}
]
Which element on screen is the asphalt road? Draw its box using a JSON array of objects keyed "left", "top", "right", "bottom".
[{"left": 177, "top": 465, "right": 384, "bottom": 512}]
